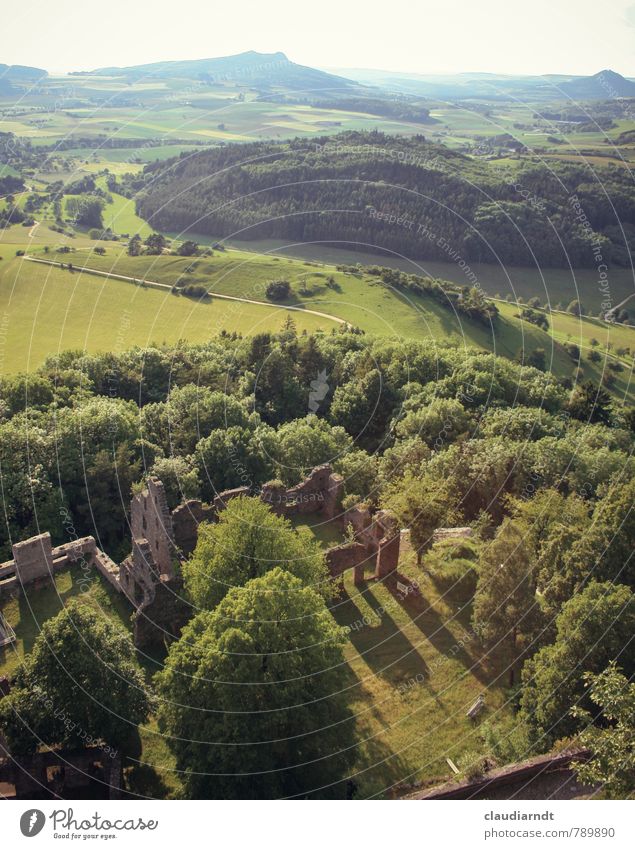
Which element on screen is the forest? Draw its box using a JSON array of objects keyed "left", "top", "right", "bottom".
[
  {"left": 1, "top": 326, "right": 634, "bottom": 796},
  {"left": 135, "top": 131, "right": 635, "bottom": 269}
]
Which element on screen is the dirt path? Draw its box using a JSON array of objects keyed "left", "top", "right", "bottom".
[
  {"left": 28, "top": 221, "right": 40, "bottom": 238},
  {"left": 24, "top": 256, "right": 347, "bottom": 325}
]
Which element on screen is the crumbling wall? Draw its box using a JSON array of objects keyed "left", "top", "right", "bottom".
[
  {"left": 11, "top": 533, "right": 55, "bottom": 585},
  {"left": 172, "top": 500, "right": 216, "bottom": 557},
  {"left": 326, "top": 542, "right": 371, "bottom": 586},
  {"left": 213, "top": 486, "right": 250, "bottom": 513},
  {"left": 130, "top": 477, "right": 176, "bottom": 579},
  {"left": 133, "top": 575, "right": 190, "bottom": 651},
  {"left": 282, "top": 465, "right": 343, "bottom": 518}
]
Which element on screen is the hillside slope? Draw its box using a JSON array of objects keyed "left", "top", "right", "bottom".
[{"left": 136, "top": 131, "right": 635, "bottom": 269}]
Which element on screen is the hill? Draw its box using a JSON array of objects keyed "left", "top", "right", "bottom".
[
  {"left": 2, "top": 229, "right": 633, "bottom": 403},
  {"left": 0, "top": 63, "right": 47, "bottom": 80},
  {"left": 559, "top": 69, "right": 635, "bottom": 99},
  {"left": 88, "top": 50, "right": 358, "bottom": 94},
  {"left": 135, "top": 130, "right": 635, "bottom": 269},
  {"left": 0, "top": 63, "right": 47, "bottom": 93},
  {"left": 330, "top": 67, "right": 635, "bottom": 101}
]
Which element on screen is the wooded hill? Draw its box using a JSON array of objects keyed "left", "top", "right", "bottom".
[{"left": 135, "top": 131, "right": 635, "bottom": 268}]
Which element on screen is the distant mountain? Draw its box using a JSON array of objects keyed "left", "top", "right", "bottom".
[
  {"left": 87, "top": 50, "right": 358, "bottom": 94},
  {"left": 0, "top": 63, "right": 47, "bottom": 94},
  {"left": 327, "top": 67, "right": 635, "bottom": 101},
  {"left": 0, "top": 63, "right": 47, "bottom": 79},
  {"left": 558, "top": 69, "right": 635, "bottom": 99}
]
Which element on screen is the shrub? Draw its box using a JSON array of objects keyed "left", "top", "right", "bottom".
[{"left": 265, "top": 279, "right": 291, "bottom": 301}]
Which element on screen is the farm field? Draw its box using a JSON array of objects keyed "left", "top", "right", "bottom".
[
  {"left": 65, "top": 244, "right": 635, "bottom": 392},
  {"left": 0, "top": 253, "right": 331, "bottom": 373}
]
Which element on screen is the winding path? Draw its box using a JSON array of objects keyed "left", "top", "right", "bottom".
[{"left": 23, "top": 256, "right": 347, "bottom": 325}]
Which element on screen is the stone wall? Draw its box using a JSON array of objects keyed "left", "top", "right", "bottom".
[
  {"left": 11, "top": 533, "right": 55, "bottom": 585},
  {"left": 133, "top": 575, "right": 191, "bottom": 651},
  {"left": 326, "top": 542, "right": 371, "bottom": 586},
  {"left": 130, "top": 477, "right": 176, "bottom": 579},
  {"left": 171, "top": 499, "right": 215, "bottom": 557}
]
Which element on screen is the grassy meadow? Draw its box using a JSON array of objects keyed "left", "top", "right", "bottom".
[{"left": 1, "top": 223, "right": 633, "bottom": 400}]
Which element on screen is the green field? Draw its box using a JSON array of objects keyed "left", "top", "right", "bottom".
[
  {"left": 1, "top": 230, "right": 633, "bottom": 400},
  {"left": 58, "top": 244, "right": 635, "bottom": 396},
  {"left": 0, "top": 252, "right": 332, "bottom": 373},
  {"left": 196, "top": 236, "right": 635, "bottom": 315}
]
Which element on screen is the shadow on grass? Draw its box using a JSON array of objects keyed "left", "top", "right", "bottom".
[
  {"left": 381, "top": 575, "right": 491, "bottom": 687},
  {"left": 332, "top": 583, "right": 430, "bottom": 687}
]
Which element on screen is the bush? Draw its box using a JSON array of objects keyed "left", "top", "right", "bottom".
[
  {"left": 266, "top": 279, "right": 291, "bottom": 301},
  {"left": 177, "top": 240, "right": 199, "bottom": 256},
  {"left": 181, "top": 284, "right": 209, "bottom": 299}
]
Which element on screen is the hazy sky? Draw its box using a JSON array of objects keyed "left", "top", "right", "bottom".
[{"left": 5, "top": 0, "right": 635, "bottom": 76}]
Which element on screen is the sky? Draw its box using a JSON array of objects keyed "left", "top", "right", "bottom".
[{"left": 4, "top": 0, "right": 635, "bottom": 77}]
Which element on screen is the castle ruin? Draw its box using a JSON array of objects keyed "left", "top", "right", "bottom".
[{"left": 0, "top": 464, "right": 401, "bottom": 649}]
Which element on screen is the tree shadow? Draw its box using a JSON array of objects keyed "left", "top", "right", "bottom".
[
  {"left": 122, "top": 762, "right": 171, "bottom": 799},
  {"left": 334, "top": 581, "right": 431, "bottom": 687},
  {"left": 381, "top": 575, "right": 491, "bottom": 686}
]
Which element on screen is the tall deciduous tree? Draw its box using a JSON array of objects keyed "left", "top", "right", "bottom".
[
  {"left": 573, "top": 663, "right": 635, "bottom": 799},
  {"left": 520, "top": 582, "right": 635, "bottom": 745},
  {"left": 384, "top": 470, "right": 458, "bottom": 563},
  {"left": 473, "top": 520, "right": 541, "bottom": 685},
  {"left": 0, "top": 601, "right": 151, "bottom": 755},
  {"left": 182, "top": 496, "right": 329, "bottom": 610},
  {"left": 157, "top": 568, "right": 356, "bottom": 798}
]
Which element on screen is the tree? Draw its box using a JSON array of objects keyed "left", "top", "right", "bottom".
[
  {"left": 127, "top": 234, "right": 142, "bottom": 256},
  {"left": 567, "top": 299, "right": 583, "bottom": 316},
  {"left": 157, "top": 568, "right": 356, "bottom": 798},
  {"left": 384, "top": 470, "right": 457, "bottom": 563},
  {"left": 149, "top": 456, "right": 201, "bottom": 509},
  {"left": 177, "top": 240, "right": 199, "bottom": 256},
  {"left": 74, "top": 443, "right": 140, "bottom": 552},
  {"left": 473, "top": 520, "right": 541, "bottom": 684},
  {"left": 265, "top": 279, "right": 291, "bottom": 301},
  {"left": 566, "top": 477, "right": 635, "bottom": 589},
  {"left": 526, "top": 348, "right": 547, "bottom": 371},
  {"left": 520, "top": 582, "right": 635, "bottom": 745},
  {"left": 573, "top": 663, "right": 635, "bottom": 799},
  {"left": 145, "top": 233, "right": 167, "bottom": 254},
  {"left": 272, "top": 415, "right": 351, "bottom": 486},
  {"left": 0, "top": 601, "right": 151, "bottom": 755},
  {"left": 65, "top": 197, "right": 104, "bottom": 229},
  {"left": 182, "top": 496, "right": 329, "bottom": 610},
  {"left": 567, "top": 380, "right": 612, "bottom": 425},
  {"left": 329, "top": 368, "right": 397, "bottom": 450}
]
